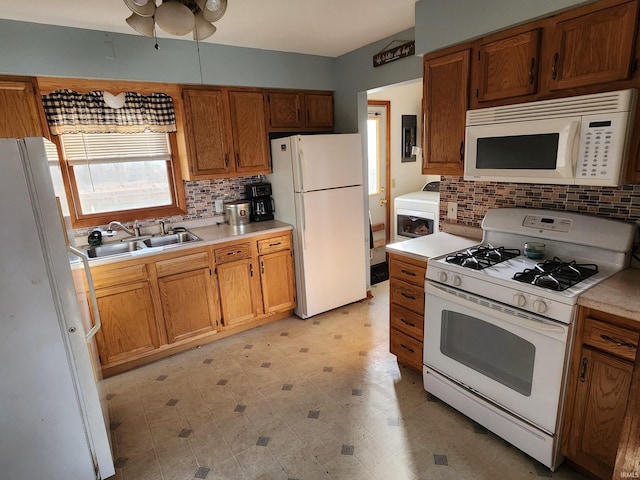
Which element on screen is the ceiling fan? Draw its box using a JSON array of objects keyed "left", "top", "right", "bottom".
[{"left": 124, "top": 0, "right": 228, "bottom": 41}]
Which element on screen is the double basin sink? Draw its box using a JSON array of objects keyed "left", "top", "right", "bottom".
[{"left": 85, "top": 231, "right": 201, "bottom": 259}]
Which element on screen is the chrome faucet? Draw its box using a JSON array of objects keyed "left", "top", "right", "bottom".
[
  {"left": 107, "top": 220, "right": 140, "bottom": 237},
  {"left": 158, "top": 220, "right": 166, "bottom": 235}
]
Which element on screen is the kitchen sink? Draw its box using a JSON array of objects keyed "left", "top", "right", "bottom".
[
  {"left": 84, "top": 230, "right": 201, "bottom": 259},
  {"left": 143, "top": 231, "right": 201, "bottom": 248},
  {"left": 85, "top": 240, "right": 143, "bottom": 258}
]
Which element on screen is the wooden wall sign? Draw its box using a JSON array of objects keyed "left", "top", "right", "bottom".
[{"left": 373, "top": 40, "right": 415, "bottom": 67}]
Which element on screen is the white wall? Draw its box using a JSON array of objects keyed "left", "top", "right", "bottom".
[{"left": 368, "top": 80, "right": 439, "bottom": 240}]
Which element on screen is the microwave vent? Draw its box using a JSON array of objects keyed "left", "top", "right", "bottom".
[{"left": 466, "top": 89, "right": 636, "bottom": 126}]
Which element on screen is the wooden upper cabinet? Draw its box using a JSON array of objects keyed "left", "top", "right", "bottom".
[
  {"left": 474, "top": 28, "right": 541, "bottom": 104},
  {"left": 181, "top": 87, "right": 270, "bottom": 179},
  {"left": 546, "top": 0, "right": 639, "bottom": 91},
  {"left": 266, "top": 90, "right": 334, "bottom": 132},
  {"left": 268, "top": 91, "right": 303, "bottom": 129},
  {"left": 182, "top": 88, "right": 232, "bottom": 177},
  {"left": 228, "top": 89, "right": 271, "bottom": 175},
  {"left": 422, "top": 48, "right": 470, "bottom": 176},
  {"left": 0, "top": 77, "right": 49, "bottom": 139},
  {"left": 304, "top": 93, "right": 333, "bottom": 129}
]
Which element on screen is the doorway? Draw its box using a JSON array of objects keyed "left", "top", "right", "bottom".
[{"left": 367, "top": 100, "right": 390, "bottom": 271}]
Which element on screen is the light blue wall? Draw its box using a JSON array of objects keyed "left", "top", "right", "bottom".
[
  {"left": 414, "top": 0, "right": 592, "bottom": 55},
  {"left": 0, "top": 0, "right": 598, "bottom": 132},
  {"left": 0, "top": 19, "right": 334, "bottom": 89}
]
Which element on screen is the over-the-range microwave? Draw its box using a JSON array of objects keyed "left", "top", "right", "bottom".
[{"left": 464, "top": 89, "right": 637, "bottom": 186}]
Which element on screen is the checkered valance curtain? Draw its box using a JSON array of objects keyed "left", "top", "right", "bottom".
[{"left": 41, "top": 89, "right": 177, "bottom": 135}]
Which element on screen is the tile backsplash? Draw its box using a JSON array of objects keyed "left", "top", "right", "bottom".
[{"left": 439, "top": 177, "right": 640, "bottom": 228}]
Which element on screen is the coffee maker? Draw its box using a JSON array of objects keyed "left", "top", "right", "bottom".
[{"left": 245, "top": 182, "right": 274, "bottom": 222}]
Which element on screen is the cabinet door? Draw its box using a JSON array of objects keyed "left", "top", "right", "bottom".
[
  {"left": 422, "top": 49, "right": 470, "bottom": 176},
  {"left": 228, "top": 90, "right": 271, "bottom": 175},
  {"left": 304, "top": 93, "right": 334, "bottom": 129},
  {"left": 217, "top": 259, "right": 259, "bottom": 326},
  {"left": 94, "top": 281, "right": 159, "bottom": 365},
  {"left": 0, "top": 78, "right": 48, "bottom": 138},
  {"left": 547, "top": 1, "right": 638, "bottom": 91},
  {"left": 475, "top": 29, "right": 540, "bottom": 103},
  {"left": 182, "top": 88, "right": 232, "bottom": 177},
  {"left": 566, "top": 347, "right": 633, "bottom": 479},
  {"left": 267, "top": 91, "right": 303, "bottom": 129},
  {"left": 157, "top": 267, "right": 220, "bottom": 343},
  {"left": 260, "top": 249, "right": 295, "bottom": 313}
]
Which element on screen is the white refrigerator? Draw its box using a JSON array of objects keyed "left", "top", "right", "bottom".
[
  {"left": 268, "top": 134, "right": 367, "bottom": 318},
  {"left": 0, "top": 138, "right": 114, "bottom": 479}
]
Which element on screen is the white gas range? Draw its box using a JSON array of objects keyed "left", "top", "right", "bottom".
[{"left": 423, "top": 208, "right": 636, "bottom": 470}]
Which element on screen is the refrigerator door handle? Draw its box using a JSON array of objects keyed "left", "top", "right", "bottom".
[
  {"left": 297, "top": 147, "right": 305, "bottom": 192},
  {"left": 67, "top": 245, "right": 102, "bottom": 340},
  {"left": 300, "top": 195, "right": 306, "bottom": 250}
]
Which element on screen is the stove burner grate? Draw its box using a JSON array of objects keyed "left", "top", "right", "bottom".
[
  {"left": 445, "top": 245, "right": 521, "bottom": 270},
  {"left": 513, "top": 257, "right": 598, "bottom": 291}
]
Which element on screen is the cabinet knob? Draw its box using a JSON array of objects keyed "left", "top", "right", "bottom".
[
  {"left": 552, "top": 52, "right": 559, "bottom": 80},
  {"left": 529, "top": 57, "right": 536, "bottom": 84}
]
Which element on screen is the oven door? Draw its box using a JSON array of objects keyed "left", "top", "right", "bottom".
[
  {"left": 424, "top": 281, "right": 570, "bottom": 434},
  {"left": 396, "top": 208, "right": 435, "bottom": 240}
]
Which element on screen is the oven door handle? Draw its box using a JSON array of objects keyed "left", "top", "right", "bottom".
[{"left": 426, "top": 282, "right": 567, "bottom": 335}]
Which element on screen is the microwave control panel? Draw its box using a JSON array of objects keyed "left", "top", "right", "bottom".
[{"left": 576, "top": 112, "right": 628, "bottom": 183}]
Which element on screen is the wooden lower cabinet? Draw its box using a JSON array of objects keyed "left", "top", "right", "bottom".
[
  {"left": 94, "top": 279, "right": 160, "bottom": 366},
  {"left": 155, "top": 249, "right": 220, "bottom": 343},
  {"left": 89, "top": 230, "right": 296, "bottom": 376},
  {"left": 217, "top": 258, "right": 261, "bottom": 326},
  {"left": 561, "top": 308, "right": 640, "bottom": 479},
  {"left": 388, "top": 252, "right": 427, "bottom": 372}
]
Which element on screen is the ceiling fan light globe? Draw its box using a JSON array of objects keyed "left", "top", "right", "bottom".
[
  {"left": 125, "top": 13, "right": 155, "bottom": 37},
  {"left": 123, "top": 0, "right": 156, "bottom": 17},
  {"left": 155, "top": 1, "right": 196, "bottom": 36},
  {"left": 199, "top": 0, "right": 227, "bottom": 22},
  {"left": 193, "top": 12, "right": 217, "bottom": 40}
]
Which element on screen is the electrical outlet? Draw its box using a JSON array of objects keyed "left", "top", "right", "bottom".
[{"left": 447, "top": 202, "right": 458, "bottom": 221}]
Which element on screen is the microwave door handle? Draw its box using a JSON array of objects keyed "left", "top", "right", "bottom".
[
  {"left": 67, "top": 245, "right": 102, "bottom": 340},
  {"left": 570, "top": 121, "right": 580, "bottom": 176}
]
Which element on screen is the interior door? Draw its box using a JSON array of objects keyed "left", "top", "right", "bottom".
[{"left": 367, "top": 101, "right": 390, "bottom": 266}]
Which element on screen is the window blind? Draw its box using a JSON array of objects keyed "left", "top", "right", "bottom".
[{"left": 60, "top": 132, "right": 171, "bottom": 166}]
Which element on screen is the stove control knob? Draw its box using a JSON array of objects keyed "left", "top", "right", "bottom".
[
  {"left": 513, "top": 294, "right": 527, "bottom": 307},
  {"left": 533, "top": 299, "right": 548, "bottom": 314},
  {"left": 439, "top": 272, "right": 448, "bottom": 283},
  {"left": 452, "top": 275, "right": 462, "bottom": 287}
]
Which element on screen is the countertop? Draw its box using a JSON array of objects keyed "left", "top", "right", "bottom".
[
  {"left": 577, "top": 268, "right": 640, "bottom": 322},
  {"left": 80, "top": 219, "right": 292, "bottom": 266},
  {"left": 385, "top": 232, "right": 480, "bottom": 262}
]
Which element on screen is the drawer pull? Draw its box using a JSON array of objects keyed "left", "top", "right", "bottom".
[
  {"left": 400, "top": 318, "right": 416, "bottom": 328},
  {"left": 401, "top": 269, "right": 416, "bottom": 277},
  {"left": 600, "top": 334, "right": 637, "bottom": 350},
  {"left": 401, "top": 292, "right": 416, "bottom": 300},
  {"left": 268, "top": 242, "right": 282, "bottom": 247},
  {"left": 579, "top": 357, "right": 588, "bottom": 383},
  {"left": 400, "top": 344, "right": 415, "bottom": 354},
  {"left": 226, "top": 250, "right": 242, "bottom": 256}
]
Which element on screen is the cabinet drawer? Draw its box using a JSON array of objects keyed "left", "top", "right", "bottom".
[
  {"left": 390, "top": 328, "right": 423, "bottom": 371},
  {"left": 389, "top": 258, "right": 426, "bottom": 286},
  {"left": 92, "top": 263, "right": 148, "bottom": 289},
  {"left": 391, "top": 303, "right": 424, "bottom": 340},
  {"left": 257, "top": 234, "right": 291, "bottom": 254},
  {"left": 214, "top": 243, "right": 252, "bottom": 264},
  {"left": 155, "top": 250, "right": 209, "bottom": 277},
  {"left": 583, "top": 318, "right": 639, "bottom": 362},
  {"left": 390, "top": 279, "right": 425, "bottom": 315}
]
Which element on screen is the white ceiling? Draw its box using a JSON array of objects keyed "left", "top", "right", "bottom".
[{"left": 0, "top": 0, "right": 418, "bottom": 58}]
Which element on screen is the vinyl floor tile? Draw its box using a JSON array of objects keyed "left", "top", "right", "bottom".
[{"left": 105, "top": 280, "right": 587, "bottom": 480}]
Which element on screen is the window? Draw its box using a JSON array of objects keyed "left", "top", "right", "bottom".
[
  {"left": 55, "top": 131, "right": 185, "bottom": 227},
  {"left": 367, "top": 115, "right": 381, "bottom": 195},
  {"left": 41, "top": 86, "right": 186, "bottom": 228}
]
